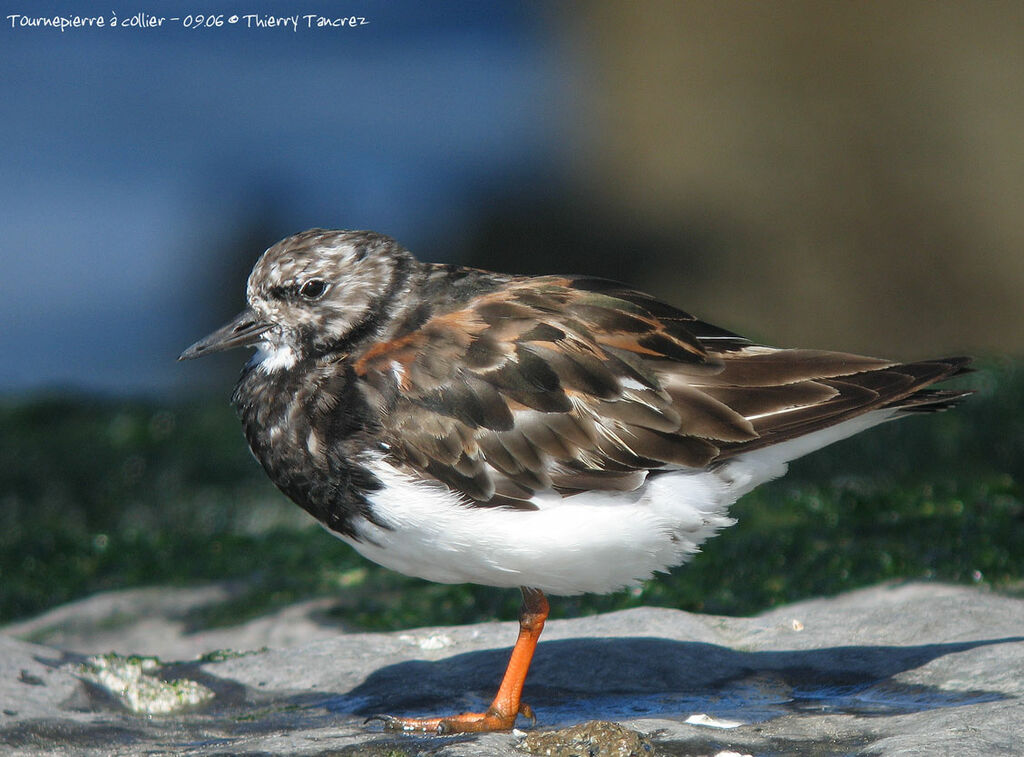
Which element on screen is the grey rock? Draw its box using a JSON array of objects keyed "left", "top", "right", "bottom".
[
  {"left": 1, "top": 582, "right": 1022, "bottom": 756},
  {"left": 3, "top": 584, "right": 345, "bottom": 658}
]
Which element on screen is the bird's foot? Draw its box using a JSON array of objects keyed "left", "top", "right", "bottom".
[{"left": 368, "top": 703, "right": 535, "bottom": 734}]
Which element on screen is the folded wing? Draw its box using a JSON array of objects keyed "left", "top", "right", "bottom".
[{"left": 353, "top": 275, "right": 970, "bottom": 506}]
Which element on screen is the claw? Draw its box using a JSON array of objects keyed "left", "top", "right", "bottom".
[
  {"left": 518, "top": 702, "right": 536, "bottom": 726},
  {"left": 367, "top": 713, "right": 443, "bottom": 733},
  {"left": 364, "top": 714, "right": 398, "bottom": 727},
  {"left": 366, "top": 709, "right": 521, "bottom": 735}
]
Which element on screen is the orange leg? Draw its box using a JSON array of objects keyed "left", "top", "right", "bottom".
[{"left": 371, "top": 587, "right": 549, "bottom": 735}]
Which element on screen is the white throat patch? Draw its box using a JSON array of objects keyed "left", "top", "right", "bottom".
[{"left": 253, "top": 342, "right": 298, "bottom": 373}]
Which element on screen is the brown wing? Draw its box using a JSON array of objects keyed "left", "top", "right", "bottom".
[{"left": 353, "top": 275, "right": 970, "bottom": 506}]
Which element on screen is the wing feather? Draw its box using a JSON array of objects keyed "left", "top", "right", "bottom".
[{"left": 352, "top": 272, "right": 970, "bottom": 505}]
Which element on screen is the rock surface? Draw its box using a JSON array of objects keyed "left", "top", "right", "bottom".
[{"left": 2, "top": 582, "right": 1022, "bottom": 756}]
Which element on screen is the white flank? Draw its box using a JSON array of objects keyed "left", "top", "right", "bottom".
[
  {"left": 341, "top": 458, "right": 736, "bottom": 596},
  {"left": 331, "top": 409, "right": 900, "bottom": 596}
]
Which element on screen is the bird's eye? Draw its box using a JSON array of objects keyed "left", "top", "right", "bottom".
[{"left": 299, "top": 279, "right": 328, "bottom": 300}]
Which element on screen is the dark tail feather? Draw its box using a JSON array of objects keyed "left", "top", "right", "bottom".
[{"left": 889, "top": 356, "right": 973, "bottom": 413}]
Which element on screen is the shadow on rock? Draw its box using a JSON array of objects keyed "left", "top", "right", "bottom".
[{"left": 330, "top": 636, "right": 1021, "bottom": 727}]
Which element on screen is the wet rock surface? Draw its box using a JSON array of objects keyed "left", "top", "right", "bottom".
[{"left": 2, "top": 582, "right": 1022, "bottom": 756}]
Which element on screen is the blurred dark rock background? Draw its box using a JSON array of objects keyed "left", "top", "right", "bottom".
[{"left": 470, "top": 1, "right": 1022, "bottom": 357}]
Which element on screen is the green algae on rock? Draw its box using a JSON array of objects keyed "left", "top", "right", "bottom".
[{"left": 77, "top": 652, "right": 214, "bottom": 714}]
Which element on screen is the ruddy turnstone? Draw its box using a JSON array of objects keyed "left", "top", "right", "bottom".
[{"left": 180, "top": 228, "right": 970, "bottom": 734}]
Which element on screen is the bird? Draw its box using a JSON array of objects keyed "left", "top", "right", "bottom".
[{"left": 180, "top": 228, "right": 970, "bottom": 734}]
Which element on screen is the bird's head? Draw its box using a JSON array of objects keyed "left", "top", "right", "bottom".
[{"left": 180, "top": 229, "right": 413, "bottom": 369}]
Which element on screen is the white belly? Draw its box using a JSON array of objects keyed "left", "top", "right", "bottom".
[
  {"left": 335, "top": 456, "right": 766, "bottom": 595},
  {"left": 333, "top": 410, "right": 897, "bottom": 595}
]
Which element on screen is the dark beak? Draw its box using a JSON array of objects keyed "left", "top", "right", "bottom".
[{"left": 179, "top": 308, "right": 272, "bottom": 360}]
